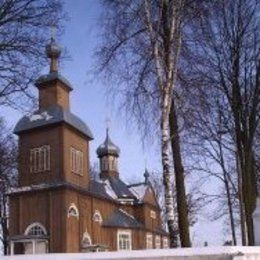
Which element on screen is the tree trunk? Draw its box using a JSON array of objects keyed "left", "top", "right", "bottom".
[
  {"left": 223, "top": 175, "right": 237, "bottom": 245},
  {"left": 236, "top": 151, "right": 247, "bottom": 245},
  {"left": 169, "top": 98, "right": 191, "bottom": 247},
  {"left": 161, "top": 93, "right": 178, "bottom": 248}
]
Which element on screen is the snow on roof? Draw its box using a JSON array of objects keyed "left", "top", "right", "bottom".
[
  {"left": 104, "top": 180, "right": 118, "bottom": 199},
  {"left": 7, "top": 183, "right": 62, "bottom": 194},
  {"left": 118, "top": 209, "right": 135, "bottom": 220},
  {"left": 129, "top": 184, "right": 147, "bottom": 201},
  {"left": 29, "top": 111, "right": 53, "bottom": 122}
]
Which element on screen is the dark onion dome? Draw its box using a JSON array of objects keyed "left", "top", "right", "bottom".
[
  {"left": 144, "top": 168, "right": 150, "bottom": 184},
  {"left": 46, "top": 37, "right": 61, "bottom": 59},
  {"left": 96, "top": 129, "right": 120, "bottom": 158}
]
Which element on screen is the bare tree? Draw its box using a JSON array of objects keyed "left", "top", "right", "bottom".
[
  {"left": 182, "top": 0, "right": 259, "bottom": 245},
  {"left": 0, "top": 118, "right": 17, "bottom": 255},
  {"left": 95, "top": 0, "right": 206, "bottom": 247},
  {"left": 186, "top": 95, "right": 240, "bottom": 245},
  {"left": 0, "top": 0, "right": 65, "bottom": 109}
]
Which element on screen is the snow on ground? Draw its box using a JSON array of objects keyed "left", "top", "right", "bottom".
[{"left": 3, "top": 247, "right": 260, "bottom": 260}]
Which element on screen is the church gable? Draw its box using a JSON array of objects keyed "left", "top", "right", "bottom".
[{"left": 143, "top": 186, "right": 160, "bottom": 208}]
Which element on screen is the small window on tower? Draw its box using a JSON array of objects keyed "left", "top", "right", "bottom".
[
  {"left": 70, "top": 147, "right": 83, "bottom": 175},
  {"left": 30, "top": 145, "right": 50, "bottom": 173}
]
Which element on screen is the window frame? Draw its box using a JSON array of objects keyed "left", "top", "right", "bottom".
[
  {"left": 146, "top": 233, "right": 153, "bottom": 249},
  {"left": 93, "top": 210, "right": 103, "bottom": 223},
  {"left": 117, "top": 230, "right": 132, "bottom": 251},
  {"left": 155, "top": 235, "right": 161, "bottom": 249},
  {"left": 24, "top": 222, "right": 47, "bottom": 236},
  {"left": 67, "top": 203, "right": 79, "bottom": 218},
  {"left": 150, "top": 210, "right": 156, "bottom": 219},
  {"left": 70, "top": 147, "right": 83, "bottom": 176},
  {"left": 163, "top": 237, "right": 169, "bottom": 249},
  {"left": 30, "top": 145, "right": 50, "bottom": 173},
  {"left": 82, "top": 230, "right": 92, "bottom": 247}
]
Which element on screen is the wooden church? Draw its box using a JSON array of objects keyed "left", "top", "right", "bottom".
[{"left": 7, "top": 38, "right": 168, "bottom": 255}]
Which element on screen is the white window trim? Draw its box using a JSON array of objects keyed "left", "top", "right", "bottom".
[
  {"left": 117, "top": 230, "right": 132, "bottom": 251},
  {"left": 71, "top": 147, "right": 83, "bottom": 176},
  {"left": 82, "top": 230, "right": 92, "bottom": 246},
  {"left": 67, "top": 203, "right": 79, "bottom": 218},
  {"left": 155, "top": 235, "right": 161, "bottom": 249},
  {"left": 93, "top": 210, "right": 103, "bottom": 223},
  {"left": 163, "top": 237, "right": 169, "bottom": 248},
  {"left": 30, "top": 145, "right": 50, "bottom": 173},
  {"left": 24, "top": 222, "right": 47, "bottom": 236},
  {"left": 150, "top": 210, "right": 156, "bottom": 219},
  {"left": 146, "top": 233, "right": 153, "bottom": 249}
]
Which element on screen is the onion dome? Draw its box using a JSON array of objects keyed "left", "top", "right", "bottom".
[
  {"left": 45, "top": 37, "right": 61, "bottom": 72},
  {"left": 97, "top": 128, "right": 120, "bottom": 158},
  {"left": 46, "top": 37, "right": 61, "bottom": 59},
  {"left": 144, "top": 168, "right": 150, "bottom": 184}
]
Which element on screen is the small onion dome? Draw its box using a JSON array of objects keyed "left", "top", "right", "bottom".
[
  {"left": 46, "top": 37, "right": 61, "bottom": 59},
  {"left": 96, "top": 129, "right": 120, "bottom": 158},
  {"left": 144, "top": 168, "right": 150, "bottom": 184}
]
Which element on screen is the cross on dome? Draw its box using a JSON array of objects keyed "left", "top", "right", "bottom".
[{"left": 45, "top": 26, "right": 61, "bottom": 73}]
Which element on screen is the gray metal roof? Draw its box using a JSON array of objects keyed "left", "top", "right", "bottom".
[
  {"left": 103, "top": 209, "right": 143, "bottom": 229},
  {"left": 108, "top": 176, "right": 135, "bottom": 199},
  {"left": 96, "top": 129, "right": 120, "bottom": 157},
  {"left": 89, "top": 180, "right": 113, "bottom": 200},
  {"left": 14, "top": 105, "right": 93, "bottom": 139},
  {"left": 35, "top": 71, "right": 73, "bottom": 90}
]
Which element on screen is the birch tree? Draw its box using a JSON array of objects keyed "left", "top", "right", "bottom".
[{"left": 96, "top": 0, "right": 196, "bottom": 247}]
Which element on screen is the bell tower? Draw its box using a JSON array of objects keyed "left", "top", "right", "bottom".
[
  {"left": 14, "top": 37, "right": 93, "bottom": 188},
  {"left": 96, "top": 128, "right": 120, "bottom": 179}
]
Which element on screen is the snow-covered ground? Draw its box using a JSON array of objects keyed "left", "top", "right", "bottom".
[{"left": 3, "top": 247, "right": 260, "bottom": 260}]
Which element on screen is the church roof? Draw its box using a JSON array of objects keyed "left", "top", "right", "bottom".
[
  {"left": 103, "top": 209, "right": 143, "bottom": 229},
  {"left": 14, "top": 105, "right": 93, "bottom": 139},
  {"left": 128, "top": 183, "right": 148, "bottom": 201},
  {"left": 89, "top": 177, "right": 136, "bottom": 201},
  {"left": 107, "top": 176, "right": 135, "bottom": 199},
  {"left": 35, "top": 71, "right": 73, "bottom": 90}
]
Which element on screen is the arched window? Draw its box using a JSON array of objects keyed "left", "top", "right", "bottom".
[
  {"left": 25, "top": 222, "right": 47, "bottom": 236},
  {"left": 81, "top": 231, "right": 92, "bottom": 247},
  {"left": 67, "top": 203, "right": 79, "bottom": 218},
  {"left": 93, "top": 210, "right": 103, "bottom": 223}
]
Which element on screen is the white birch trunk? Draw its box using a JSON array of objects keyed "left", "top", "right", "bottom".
[
  {"left": 161, "top": 91, "right": 177, "bottom": 247},
  {"left": 144, "top": 0, "right": 182, "bottom": 247}
]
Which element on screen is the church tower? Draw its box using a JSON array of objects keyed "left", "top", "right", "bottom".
[
  {"left": 96, "top": 128, "right": 120, "bottom": 179},
  {"left": 14, "top": 37, "right": 93, "bottom": 188},
  {"left": 8, "top": 37, "right": 93, "bottom": 254}
]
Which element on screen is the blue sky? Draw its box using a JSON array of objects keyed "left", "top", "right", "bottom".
[{"left": 0, "top": 0, "right": 230, "bottom": 247}]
